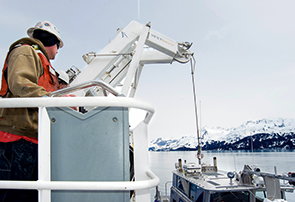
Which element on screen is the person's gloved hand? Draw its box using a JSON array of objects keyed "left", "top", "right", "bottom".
[{"left": 62, "top": 94, "right": 78, "bottom": 111}]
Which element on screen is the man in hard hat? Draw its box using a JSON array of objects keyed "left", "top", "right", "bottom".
[{"left": 0, "top": 21, "right": 63, "bottom": 202}]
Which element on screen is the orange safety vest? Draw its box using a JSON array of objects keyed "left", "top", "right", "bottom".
[{"left": 0, "top": 44, "right": 59, "bottom": 96}]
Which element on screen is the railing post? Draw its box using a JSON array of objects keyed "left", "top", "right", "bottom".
[
  {"left": 133, "top": 121, "right": 155, "bottom": 202},
  {"left": 38, "top": 107, "right": 51, "bottom": 202}
]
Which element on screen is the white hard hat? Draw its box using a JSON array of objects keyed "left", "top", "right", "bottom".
[
  {"left": 58, "top": 70, "right": 69, "bottom": 84},
  {"left": 27, "top": 21, "right": 64, "bottom": 48}
]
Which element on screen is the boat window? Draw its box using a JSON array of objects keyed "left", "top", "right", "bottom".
[
  {"left": 255, "top": 191, "right": 266, "bottom": 202},
  {"left": 177, "top": 176, "right": 189, "bottom": 196},
  {"left": 172, "top": 173, "right": 178, "bottom": 187},
  {"left": 210, "top": 191, "right": 250, "bottom": 202},
  {"left": 190, "top": 183, "right": 204, "bottom": 202},
  {"left": 254, "top": 190, "right": 284, "bottom": 201}
]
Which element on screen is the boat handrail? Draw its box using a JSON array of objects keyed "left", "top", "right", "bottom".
[
  {"left": 165, "top": 180, "right": 172, "bottom": 196},
  {"left": 0, "top": 170, "right": 159, "bottom": 191},
  {"left": 50, "top": 80, "right": 121, "bottom": 97},
  {"left": 0, "top": 96, "right": 155, "bottom": 124}
]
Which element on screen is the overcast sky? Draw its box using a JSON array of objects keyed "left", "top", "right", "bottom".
[{"left": 1, "top": 0, "right": 295, "bottom": 141}]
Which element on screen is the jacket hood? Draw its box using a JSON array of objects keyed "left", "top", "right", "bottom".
[{"left": 9, "top": 37, "right": 49, "bottom": 60}]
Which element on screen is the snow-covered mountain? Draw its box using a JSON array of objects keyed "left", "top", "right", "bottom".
[{"left": 149, "top": 118, "right": 295, "bottom": 151}]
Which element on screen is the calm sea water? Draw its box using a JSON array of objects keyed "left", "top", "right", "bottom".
[{"left": 149, "top": 150, "right": 295, "bottom": 202}]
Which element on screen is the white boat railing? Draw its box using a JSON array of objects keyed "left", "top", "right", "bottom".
[{"left": 0, "top": 96, "right": 159, "bottom": 202}]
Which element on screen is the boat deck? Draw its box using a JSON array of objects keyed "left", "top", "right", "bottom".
[{"left": 174, "top": 169, "right": 260, "bottom": 192}]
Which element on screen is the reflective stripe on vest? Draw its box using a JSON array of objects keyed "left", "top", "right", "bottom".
[{"left": 0, "top": 45, "right": 59, "bottom": 96}]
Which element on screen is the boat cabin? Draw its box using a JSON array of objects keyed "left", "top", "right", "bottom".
[{"left": 170, "top": 158, "right": 294, "bottom": 202}]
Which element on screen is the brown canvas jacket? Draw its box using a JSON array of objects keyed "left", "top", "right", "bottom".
[{"left": 0, "top": 37, "right": 55, "bottom": 138}]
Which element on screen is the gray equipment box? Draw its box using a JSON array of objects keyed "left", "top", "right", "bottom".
[{"left": 47, "top": 106, "right": 130, "bottom": 202}]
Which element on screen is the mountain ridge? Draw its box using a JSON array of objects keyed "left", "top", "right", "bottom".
[{"left": 149, "top": 118, "right": 295, "bottom": 151}]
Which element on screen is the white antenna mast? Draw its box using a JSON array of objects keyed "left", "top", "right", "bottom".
[
  {"left": 190, "top": 55, "right": 202, "bottom": 165},
  {"left": 138, "top": 0, "right": 140, "bottom": 18}
]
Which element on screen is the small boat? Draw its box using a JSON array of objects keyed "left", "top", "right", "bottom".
[{"left": 157, "top": 157, "right": 295, "bottom": 202}]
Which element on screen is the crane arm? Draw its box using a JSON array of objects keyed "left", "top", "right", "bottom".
[{"left": 71, "top": 21, "right": 192, "bottom": 97}]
